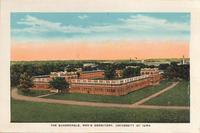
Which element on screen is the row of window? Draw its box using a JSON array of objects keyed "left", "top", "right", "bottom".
[{"left": 73, "top": 87, "right": 116, "bottom": 93}]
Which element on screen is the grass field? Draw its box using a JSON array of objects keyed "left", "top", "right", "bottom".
[
  {"left": 18, "top": 89, "right": 52, "bottom": 97},
  {"left": 44, "top": 80, "right": 172, "bottom": 104},
  {"left": 11, "top": 99, "right": 189, "bottom": 123},
  {"left": 144, "top": 80, "right": 190, "bottom": 106}
]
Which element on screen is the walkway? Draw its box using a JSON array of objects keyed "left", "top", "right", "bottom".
[
  {"left": 133, "top": 82, "right": 179, "bottom": 105},
  {"left": 11, "top": 82, "right": 189, "bottom": 110},
  {"left": 36, "top": 93, "right": 57, "bottom": 98}
]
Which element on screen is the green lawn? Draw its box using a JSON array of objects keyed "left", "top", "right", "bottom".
[
  {"left": 11, "top": 99, "right": 189, "bottom": 123},
  {"left": 18, "top": 89, "right": 52, "bottom": 97},
  {"left": 44, "top": 80, "right": 172, "bottom": 104},
  {"left": 144, "top": 80, "right": 190, "bottom": 106}
]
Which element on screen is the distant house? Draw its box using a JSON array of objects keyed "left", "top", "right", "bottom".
[
  {"left": 125, "top": 66, "right": 139, "bottom": 69},
  {"left": 115, "top": 69, "right": 123, "bottom": 78},
  {"left": 83, "top": 63, "right": 97, "bottom": 68}
]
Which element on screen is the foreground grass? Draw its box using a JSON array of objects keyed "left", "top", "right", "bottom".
[
  {"left": 18, "top": 89, "right": 52, "bottom": 97},
  {"left": 11, "top": 99, "right": 189, "bottom": 123},
  {"left": 144, "top": 80, "right": 190, "bottom": 106},
  {"left": 44, "top": 80, "right": 172, "bottom": 104}
]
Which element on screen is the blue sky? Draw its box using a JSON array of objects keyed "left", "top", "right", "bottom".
[{"left": 11, "top": 13, "right": 190, "bottom": 42}]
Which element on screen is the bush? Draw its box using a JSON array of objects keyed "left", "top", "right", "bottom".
[
  {"left": 18, "top": 72, "right": 33, "bottom": 94},
  {"left": 49, "top": 77, "right": 69, "bottom": 93}
]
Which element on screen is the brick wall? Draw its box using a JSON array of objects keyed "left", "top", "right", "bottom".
[
  {"left": 79, "top": 70, "right": 105, "bottom": 79},
  {"left": 32, "top": 83, "right": 50, "bottom": 90},
  {"left": 32, "top": 69, "right": 161, "bottom": 96},
  {"left": 69, "top": 76, "right": 156, "bottom": 96}
]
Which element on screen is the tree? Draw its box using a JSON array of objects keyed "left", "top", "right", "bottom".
[
  {"left": 178, "top": 64, "right": 190, "bottom": 80},
  {"left": 159, "top": 64, "right": 170, "bottom": 70},
  {"left": 49, "top": 77, "right": 69, "bottom": 93},
  {"left": 123, "top": 67, "right": 141, "bottom": 78},
  {"left": 18, "top": 72, "right": 33, "bottom": 93},
  {"left": 11, "top": 64, "right": 24, "bottom": 87},
  {"left": 163, "top": 62, "right": 190, "bottom": 81},
  {"left": 104, "top": 66, "right": 116, "bottom": 79},
  {"left": 164, "top": 63, "right": 178, "bottom": 80}
]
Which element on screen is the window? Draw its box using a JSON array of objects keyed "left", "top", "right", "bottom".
[{"left": 111, "top": 89, "right": 115, "bottom": 92}]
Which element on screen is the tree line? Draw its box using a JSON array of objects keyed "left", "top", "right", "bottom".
[
  {"left": 11, "top": 62, "right": 82, "bottom": 87},
  {"left": 159, "top": 62, "right": 190, "bottom": 80},
  {"left": 10, "top": 61, "right": 147, "bottom": 87},
  {"left": 11, "top": 61, "right": 190, "bottom": 88}
]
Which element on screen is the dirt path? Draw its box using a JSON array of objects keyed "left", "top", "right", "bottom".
[
  {"left": 37, "top": 93, "right": 57, "bottom": 98},
  {"left": 136, "top": 105, "right": 189, "bottom": 110},
  {"left": 132, "top": 82, "right": 179, "bottom": 105},
  {"left": 12, "top": 89, "right": 131, "bottom": 108},
  {"left": 11, "top": 82, "right": 189, "bottom": 110}
]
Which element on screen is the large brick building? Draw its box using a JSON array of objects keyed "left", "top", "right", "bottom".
[
  {"left": 32, "top": 70, "right": 105, "bottom": 89},
  {"left": 79, "top": 70, "right": 105, "bottom": 79},
  {"left": 50, "top": 71, "right": 78, "bottom": 80},
  {"left": 32, "top": 68, "right": 161, "bottom": 96},
  {"left": 32, "top": 75, "right": 51, "bottom": 90}
]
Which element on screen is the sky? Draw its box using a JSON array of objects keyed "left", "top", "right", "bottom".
[{"left": 11, "top": 13, "right": 190, "bottom": 61}]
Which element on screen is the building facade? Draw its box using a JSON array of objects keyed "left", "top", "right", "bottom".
[
  {"left": 69, "top": 74, "right": 158, "bottom": 96},
  {"left": 79, "top": 70, "right": 105, "bottom": 79},
  {"left": 32, "top": 70, "right": 105, "bottom": 90},
  {"left": 32, "top": 75, "right": 51, "bottom": 90},
  {"left": 32, "top": 68, "right": 161, "bottom": 96},
  {"left": 50, "top": 71, "right": 78, "bottom": 80}
]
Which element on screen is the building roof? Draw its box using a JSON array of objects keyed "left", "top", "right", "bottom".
[
  {"left": 32, "top": 75, "right": 50, "bottom": 78},
  {"left": 81, "top": 70, "right": 104, "bottom": 74},
  {"left": 141, "top": 68, "right": 159, "bottom": 71},
  {"left": 71, "top": 75, "right": 149, "bottom": 85}
]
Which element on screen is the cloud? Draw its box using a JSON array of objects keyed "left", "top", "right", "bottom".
[
  {"left": 78, "top": 15, "right": 88, "bottom": 20},
  {"left": 12, "top": 14, "right": 190, "bottom": 41},
  {"left": 13, "top": 15, "right": 91, "bottom": 34},
  {"left": 118, "top": 14, "right": 189, "bottom": 32},
  {"left": 12, "top": 15, "right": 114, "bottom": 34}
]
